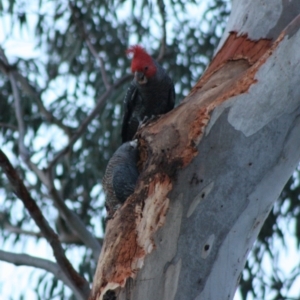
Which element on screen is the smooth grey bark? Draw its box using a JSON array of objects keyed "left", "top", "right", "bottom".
[
  {"left": 91, "top": 1, "right": 300, "bottom": 299},
  {"left": 129, "top": 109, "right": 300, "bottom": 300}
]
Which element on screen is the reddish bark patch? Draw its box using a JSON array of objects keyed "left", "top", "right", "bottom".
[
  {"left": 90, "top": 29, "right": 287, "bottom": 300},
  {"left": 209, "top": 31, "right": 285, "bottom": 109},
  {"left": 139, "top": 31, "right": 285, "bottom": 183},
  {"left": 211, "top": 32, "right": 271, "bottom": 67},
  {"left": 89, "top": 176, "right": 171, "bottom": 300},
  {"left": 192, "top": 32, "right": 272, "bottom": 93}
]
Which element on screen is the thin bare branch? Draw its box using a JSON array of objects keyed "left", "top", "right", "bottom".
[
  {"left": 3, "top": 224, "right": 43, "bottom": 238},
  {"left": 0, "top": 47, "right": 73, "bottom": 136},
  {"left": 13, "top": 71, "right": 74, "bottom": 135},
  {"left": 22, "top": 162, "right": 101, "bottom": 260},
  {"left": 5, "top": 65, "right": 51, "bottom": 186},
  {"left": 0, "top": 49, "right": 101, "bottom": 258},
  {"left": 0, "top": 50, "right": 56, "bottom": 185},
  {"left": 0, "top": 51, "right": 22, "bottom": 155},
  {"left": 69, "top": 1, "right": 111, "bottom": 90},
  {"left": 0, "top": 250, "right": 85, "bottom": 300},
  {"left": 86, "top": 39, "right": 111, "bottom": 89},
  {"left": 0, "top": 212, "right": 103, "bottom": 244},
  {"left": 0, "top": 123, "right": 18, "bottom": 131},
  {"left": 0, "top": 47, "right": 9, "bottom": 65},
  {"left": 156, "top": 0, "right": 167, "bottom": 62},
  {"left": 48, "top": 73, "right": 131, "bottom": 169},
  {"left": 47, "top": 177, "right": 101, "bottom": 261},
  {"left": 8, "top": 71, "right": 30, "bottom": 160},
  {"left": 0, "top": 212, "right": 42, "bottom": 238},
  {"left": 0, "top": 57, "right": 10, "bottom": 74},
  {"left": 28, "top": 162, "right": 51, "bottom": 186},
  {"left": 0, "top": 150, "right": 90, "bottom": 299}
]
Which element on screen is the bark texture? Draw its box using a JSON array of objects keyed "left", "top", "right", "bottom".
[{"left": 90, "top": 1, "right": 300, "bottom": 299}]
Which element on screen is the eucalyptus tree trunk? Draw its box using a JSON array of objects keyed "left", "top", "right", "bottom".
[{"left": 90, "top": 1, "right": 300, "bottom": 299}]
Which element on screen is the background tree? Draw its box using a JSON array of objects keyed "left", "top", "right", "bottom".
[{"left": 0, "top": 0, "right": 299, "bottom": 299}]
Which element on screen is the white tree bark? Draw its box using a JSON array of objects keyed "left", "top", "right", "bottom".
[{"left": 90, "top": 1, "right": 300, "bottom": 299}]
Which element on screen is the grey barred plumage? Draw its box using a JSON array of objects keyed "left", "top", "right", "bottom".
[{"left": 102, "top": 140, "right": 139, "bottom": 219}]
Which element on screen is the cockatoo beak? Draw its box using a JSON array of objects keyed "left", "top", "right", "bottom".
[{"left": 134, "top": 71, "right": 148, "bottom": 84}]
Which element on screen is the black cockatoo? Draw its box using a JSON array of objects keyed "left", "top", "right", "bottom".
[{"left": 121, "top": 45, "right": 175, "bottom": 143}]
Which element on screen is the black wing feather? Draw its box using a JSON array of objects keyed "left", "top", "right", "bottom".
[
  {"left": 112, "top": 164, "right": 139, "bottom": 203},
  {"left": 167, "top": 83, "right": 175, "bottom": 112},
  {"left": 121, "top": 82, "right": 139, "bottom": 143}
]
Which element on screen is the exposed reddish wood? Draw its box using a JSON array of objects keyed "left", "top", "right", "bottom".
[
  {"left": 210, "top": 31, "right": 285, "bottom": 108},
  {"left": 141, "top": 31, "right": 285, "bottom": 171},
  {"left": 89, "top": 175, "right": 172, "bottom": 300},
  {"left": 191, "top": 32, "right": 272, "bottom": 93},
  {"left": 90, "top": 27, "right": 287, "bottom": 300},
  {"left": 212, "top": 32, "right": 271, "bottom": 67}
]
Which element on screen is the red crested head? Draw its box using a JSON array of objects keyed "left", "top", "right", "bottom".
[{"left": 126, "top": 45, "right": 157, "bottom": 78}]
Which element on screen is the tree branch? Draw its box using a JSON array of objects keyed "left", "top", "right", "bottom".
[
  {"left": 85, "top": 39, "right": 111, "bottom": 90},
  {"left": 48, "top": 73, "right": 131, "bottom": 169},
  {"left": 0, "top": 122, "right": 18, "bottom": 131},
  {"left": 47, "top": 176, "right": 101, "bottom": 261},
  {"left": 8, "top": 72, "right": 30, "bottom": 160},
  {"left": 0, "top": 48, "right": 29, "bottom": 160},
  {"left": 0, "top": 212, "right": 103, "bottom": 245},
  {"left": 0, "top": 48, "right": 102, "bottom": 261},
  {"left": 0, "top": 250, "right": 84, "bottom": 300},
  {"left": 22, "top": 163, "right": 102, "bottom": 261},
  {"left": 2, "top": 224, "right": 43, "bottom": 238},
  {"left": 156, "top": 0, "right": 167, "bottom": 62},
  {"left": 69, "top": 1, "right": 111, "bottom": 90},
  {"left": 0, "top": 47, "right": 73, "bottom": 136},
  {"left": 13, "top": 71, "right": 74, "bottom": 135},
  {"left": 0, "top": 150, "right": 90, "bottom": 299},
  {"left": 0, "top": 48, "right": 62, "bottom": 185},
  {"left": 1, "top": 55, "right": 51, "bottom": 185}
]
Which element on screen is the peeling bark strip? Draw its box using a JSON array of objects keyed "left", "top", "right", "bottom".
[
  {"left": 91, "top": 26, "right": 289, "bottom": 300},
  {"left": 90, "top": 174, "right": 172, "bottom": 299},
  {"left": 145, "top": 31, "right": 285, "bottom": 162},
  {"left": 191, "top": 32, "right": 272, "bottom": 94},
  {"left": 209, "top": 32, "right": 272, "bottom": 71}
]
